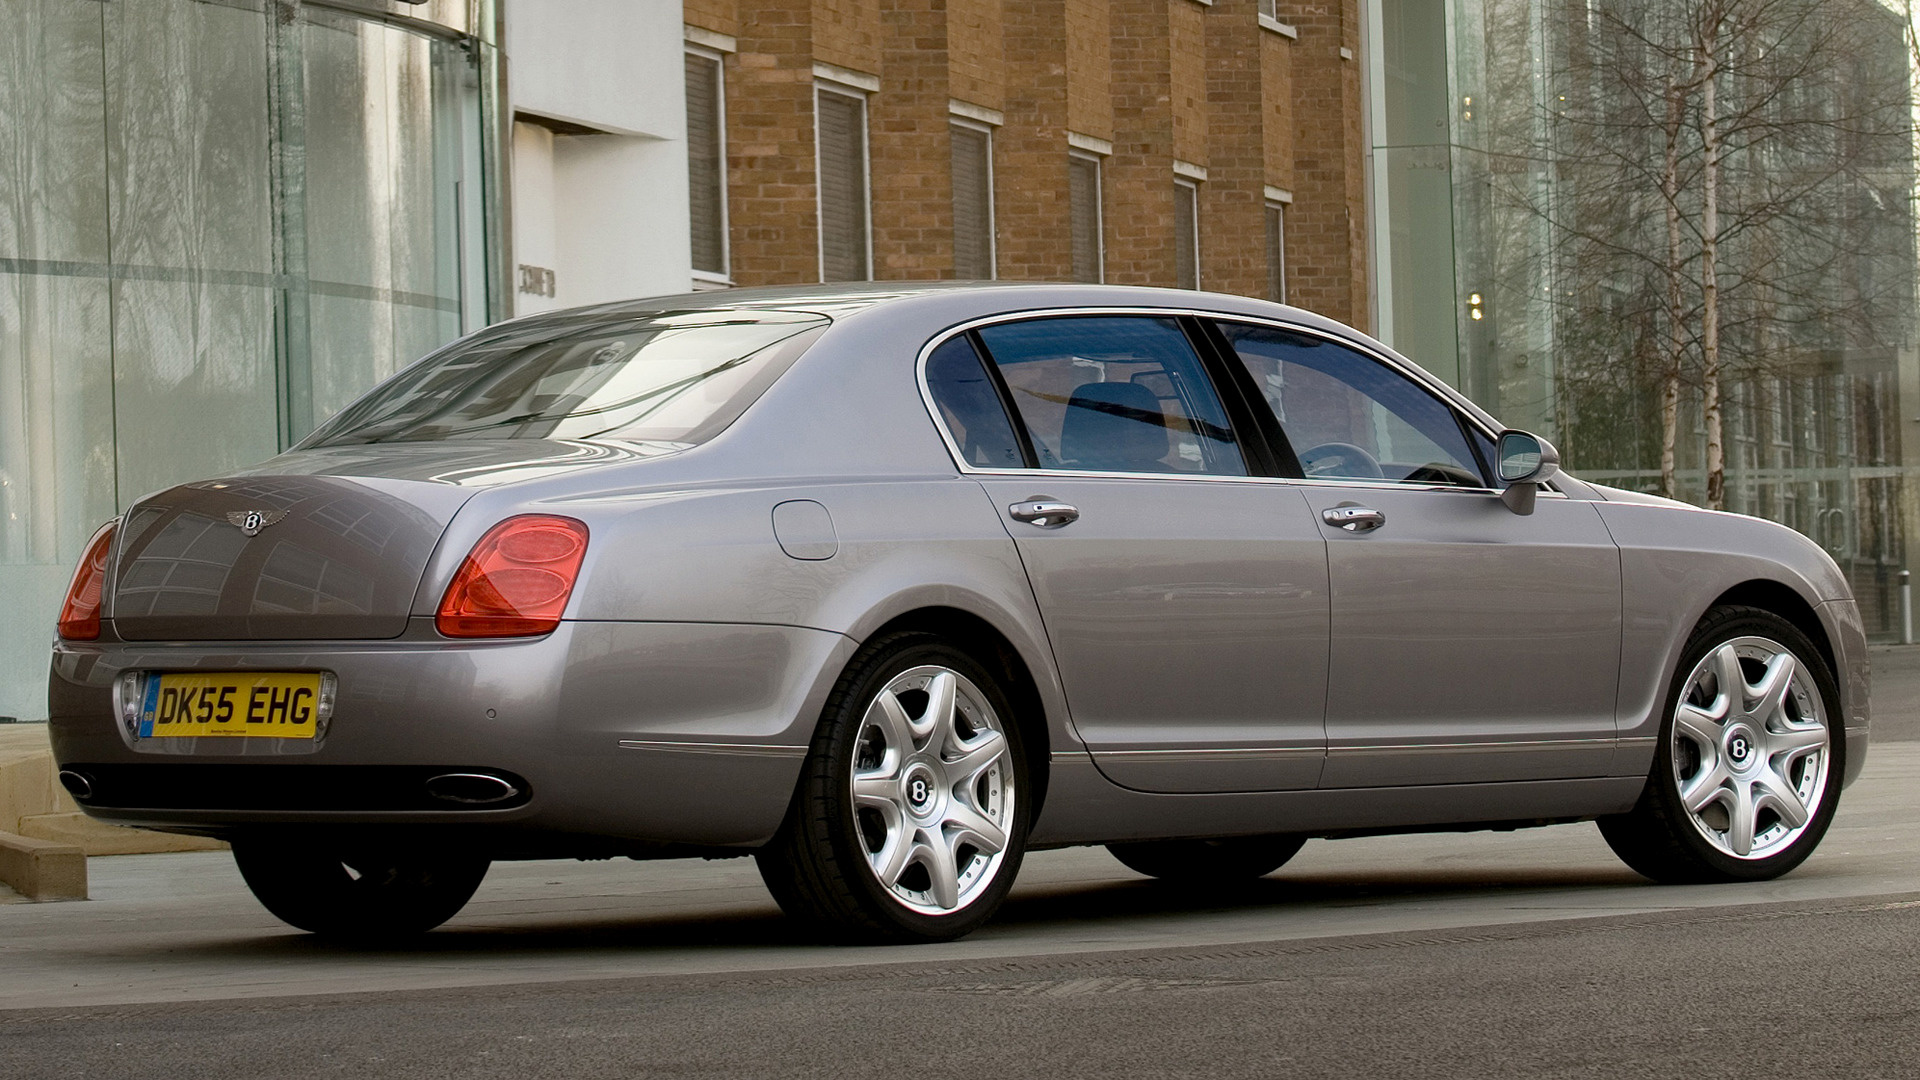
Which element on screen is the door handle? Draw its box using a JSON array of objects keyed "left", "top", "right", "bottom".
[
  {"left": 1009, "top": 499, "right": 1080, "bottom": 528},
  {"left": 1322, "top": 504, "right": 1386, "bottom": 533}
]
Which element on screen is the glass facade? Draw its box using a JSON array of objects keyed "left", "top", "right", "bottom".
[
  {"left": 1367, "top": 0, "right": 1920, "bottom": 638},
  {"left": 0, "top": 0, "right": 502, "bottom": 720}
]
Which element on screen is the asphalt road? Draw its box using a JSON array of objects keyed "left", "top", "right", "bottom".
[{"left": 1, "top": 647, "right": 1916, "bottom": 1077}]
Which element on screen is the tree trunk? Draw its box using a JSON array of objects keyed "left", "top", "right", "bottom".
[{"left": 1699, "top": 12, "right": 1725, "bottom": 511}]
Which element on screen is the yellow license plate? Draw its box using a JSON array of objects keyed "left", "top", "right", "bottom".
[{"left": 138, "top": 673, "right": 323, "bottom": 739}]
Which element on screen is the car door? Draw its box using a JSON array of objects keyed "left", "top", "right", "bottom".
[
  {"left": 923, "top": 316, "right": 1329, "bottom": 793},
  {"left": 1213, "top": 320, "right": 1622, "bottom": 788}
]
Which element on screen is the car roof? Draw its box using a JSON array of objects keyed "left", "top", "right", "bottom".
[{"left": 490, "top": 282, "right": 1504, "bottom": 434}]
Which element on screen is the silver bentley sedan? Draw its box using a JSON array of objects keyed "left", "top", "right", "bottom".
[{"left": 48, "top": 283, "right": 1869, "bottom": 943}]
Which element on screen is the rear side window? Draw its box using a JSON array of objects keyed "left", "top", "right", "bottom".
[
  {"left": 303, "top": 310, "right": 829, "bottom": 447},
  {"left": 924, "top": 336, "right": 1025, "bottom": 469},
  {"left": 973, "top": 316, "right": 1246, "bottom": 476}
]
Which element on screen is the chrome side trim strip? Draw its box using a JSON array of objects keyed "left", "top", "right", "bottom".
[
  {"left": 1326, "top": 738, "right": 1616, "bottom": 757},
  {"left": 1093, "top": 747, "right": 1325, "bottom": 761},
  {"left": 617, "top": 740, "right": 809, "bottom": 758}
]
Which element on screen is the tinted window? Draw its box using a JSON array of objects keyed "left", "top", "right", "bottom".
[
  {"left": 1220, "top": 323, "right": 1485, "bottom": 487},
  {"left": 925, "top": 335, "right": 1024, "bottom": 469},
  {"left": 304, "top": 311, "right": 828, "bottom": 447},
  {"left": 975, "top": 317, "right": 1246, "bottom": 476}
]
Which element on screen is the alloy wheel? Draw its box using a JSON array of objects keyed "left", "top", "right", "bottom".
[
  {"left": 1669, "top": 636, "right": 1831, "bottom": 860},
  {"left": 849, "top": 664, "right": 1014, "bottom": 914}
]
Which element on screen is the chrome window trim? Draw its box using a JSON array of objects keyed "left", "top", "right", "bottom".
[{"left": 913, "top": 306, "right": 1563, "bottom": 498}]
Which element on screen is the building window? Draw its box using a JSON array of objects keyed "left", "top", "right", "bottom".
[
  {"left": 1265, "top": 200, "right": 1286, "bottom": 303},
  {"left": 1069, "top": 152, "right": 1103, "bottom": 283},
  {"left": 685, "top": 48, "right": 727, "bottom": 282},
  {"left": 1174, "top": 179, "right": 1200, "bottom": 290},
  {"left": 950, "top": 121, "right": 994, "bottom": 279},
  {"left": 1258, "top": 0, "right": 1279, "bottom": 19},
  {"left": 816, "top": 86, "right": 870, "bottom": 282}
]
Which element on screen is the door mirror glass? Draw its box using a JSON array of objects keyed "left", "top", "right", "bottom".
[{"left": 1495, "top": 430, "right": 1559, "bottom": 485}]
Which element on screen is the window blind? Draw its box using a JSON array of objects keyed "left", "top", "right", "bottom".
[
  {"left": 817, "top": 89, "right": 870, "bottom": 282},
  {"left": 950, "top": 123, "right": 993, "bottom": 279},
  {"left": 685, "top": 52, "right": 726, "bottom": 277},
  {"left": 1069, "top": 154, "right": 1102, "bottom": 283}
]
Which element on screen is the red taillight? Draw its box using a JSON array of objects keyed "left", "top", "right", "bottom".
[
  {"left": 58, "top": 522, "right": 118, "bottom": 641},
  {"left": 436, "top": 515, "right": 590, "bottom": 638}
]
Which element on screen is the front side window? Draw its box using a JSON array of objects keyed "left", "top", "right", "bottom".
[
  {"left": 973, "top": 317, "right": 1246, "bottom": 476},
  {"left": 1218, "top": 322, "right": 1486, "bottom": 487},
  {"left": 303, "top": 311, "right": 828, "bottom": 447}
]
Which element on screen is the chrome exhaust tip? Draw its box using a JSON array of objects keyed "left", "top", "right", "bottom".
[
  {"left": 58, "top": 770, "right": 94, "bottom": 801},
  {"left": 424, "top": 772, "right": 520, "bottom": 806}
]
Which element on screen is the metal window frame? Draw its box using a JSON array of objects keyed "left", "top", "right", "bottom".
[
  {"left": 685, "top": 44, "right": 731, "bottom": 286},
  {"left": 814, "top": 81, "right": 874, "bottom": 283}
]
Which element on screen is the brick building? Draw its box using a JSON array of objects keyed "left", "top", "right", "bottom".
[{"left": 666, "top": 0, "right": 1368, "bottom": 325}]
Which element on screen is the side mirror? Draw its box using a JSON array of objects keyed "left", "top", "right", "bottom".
[{"left": 1495, "top": 429, "right": 1560, "bottom": 515}]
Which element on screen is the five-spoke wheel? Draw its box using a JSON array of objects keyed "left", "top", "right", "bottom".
[
  {"left": 757, "top": 632, "right": 1029, "bottom": 942},
  {"left": 1601, "top": 606, "right": 1842, "bottom": 883}
]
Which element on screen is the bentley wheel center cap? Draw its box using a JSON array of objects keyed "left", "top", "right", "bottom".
[
  {"left": 1725, "top": 725, "right": 1758, "bottom": 768},
  {"left": 902, "top": 763, "right": 939, "bottom": 816}
]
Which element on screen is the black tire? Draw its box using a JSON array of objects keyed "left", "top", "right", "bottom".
[
  {"left": 755, "top": 631, "right": 1031, "bottom": 944},
  {"left": 1599, "top": 605, "right": 1843, "bottom": 884},
  {"left": 1107, "top": 835, "right": 1306, "bottom": 883},
  {"left": 232, "top": 840, "right": 490, "bottom": 939}
]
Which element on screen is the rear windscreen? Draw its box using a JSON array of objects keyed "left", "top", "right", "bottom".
[{"left": 301, "top": 310, "right": 829, "bottom": 448}]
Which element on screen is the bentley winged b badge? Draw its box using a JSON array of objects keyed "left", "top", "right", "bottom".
[{"left": 226, "top": 509, "right": 288, "bottom": 537}]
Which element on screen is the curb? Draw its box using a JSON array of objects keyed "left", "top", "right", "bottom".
[{"left": 0, "top": 830, "right": 87, "bottom": 902}]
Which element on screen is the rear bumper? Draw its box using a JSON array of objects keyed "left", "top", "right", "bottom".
[{"left": 49, "top": 618, "right": 854, "bottom": 849}]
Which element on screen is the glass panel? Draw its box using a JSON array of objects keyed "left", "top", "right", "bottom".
[
  {"left": 306, "top": 311, "right": 828, "bottom": 447},
  {"left": 976, "top": 317, "right": 1246, "bottom": 476},
  {"left": 301, "top": 10, "right": 474, "bottom": 427},
  {"left": 925, "top": 335, "right": 1023, "bottom": 469},
  {"left": 1221, "top": 322, "right": 1484, "bottom": 487}
]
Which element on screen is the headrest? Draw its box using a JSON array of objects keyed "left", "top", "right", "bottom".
[{"left": 1059, "top": 380, "right": 1171, "bottom": 472}]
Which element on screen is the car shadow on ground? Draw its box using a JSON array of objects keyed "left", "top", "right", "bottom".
[{"left": 170, "top": 862, "right": 1658, "bottom": 962}]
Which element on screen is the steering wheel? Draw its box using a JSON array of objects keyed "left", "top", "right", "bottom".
[{"left": 1298, "top": 441, "right": 1384, "bottom": 480}]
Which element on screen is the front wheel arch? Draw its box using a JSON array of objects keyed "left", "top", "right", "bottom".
[{"left": 1707, "top": 578, "right": 1836, "bottom": 686}]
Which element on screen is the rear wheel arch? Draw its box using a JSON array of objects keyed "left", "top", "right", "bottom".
[{"left": 854, "top": 606, "right": 1052, "bottom": 819}]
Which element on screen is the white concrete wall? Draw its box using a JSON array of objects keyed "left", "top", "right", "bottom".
[{"left": 505, "top": 0, "right": 694, "bottom": 312}]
